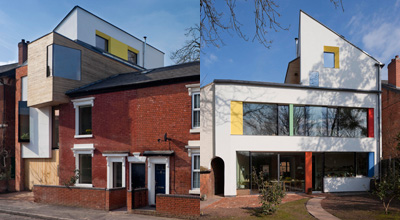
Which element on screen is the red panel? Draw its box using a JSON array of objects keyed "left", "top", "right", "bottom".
[
  {"left": 368, "top": 108, "right": 374, "bottom": 138},
  {"left": 305, "top": 152, "right": 312, "bottom": 193}
]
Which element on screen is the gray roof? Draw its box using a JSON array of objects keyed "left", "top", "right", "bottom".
[
  {"left": 66, "top": 61, "right": 199, "bottom": 96},
  {"left": 0, "top": 63, "right": 18, "bottom": 78}
]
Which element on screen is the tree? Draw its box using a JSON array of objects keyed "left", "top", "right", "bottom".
[
  {"left": 170, "top": 25, "right": 200, "bottom": 64},
  {"left": 200, "top": 0, "right": 344, "bottom": 49}
]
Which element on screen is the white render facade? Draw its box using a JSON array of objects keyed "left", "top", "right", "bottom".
[{"left": 200, "top": 11, "right": 382, "bottom": 196}]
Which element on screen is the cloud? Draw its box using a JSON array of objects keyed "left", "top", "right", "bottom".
[
  {"left": 204, "top": 53, "right": 219, "bottom": 66},
  {"left": 0, "top": 60, "right": 17, "bottom": 66}
]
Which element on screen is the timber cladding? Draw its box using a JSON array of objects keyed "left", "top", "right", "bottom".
[
  {"left": 27, "top": 32, "right": 138, "bottom": 108},
  {"left": 24, "top": 149, "right": 59, "bottom": 190}
]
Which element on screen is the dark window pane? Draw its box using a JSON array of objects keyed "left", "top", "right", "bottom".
[
  {"left": 338, "top": 108, "right": 367, "bottom": 137},
  {"left": 243, "top": 103, "right": 277, "bottom": 135},
  {"left": 113, "top": 162, "right": 122, "bottom": 188},
  {"left": 237, "top": 151, "right": 250, "bottom": 189},
  {"left": 52, "top": 107, "right": 59, "bottom": 149},
  {"left": 324, "top": 52, "right": 335, "bottom": 68},
  {"left": 306, "top": 106, "right": 327, "bottom": 136},
  {"left": 194, "top": 155, "right": 200, "bottom": 170},
  {"left": 79, "top": 106, "right": 92, "bottom": 135},
  {"left": 193, "top": 93, "right": 200, "bottom": 128},
  {"left": 294, "top": 106, "right": 306, "bottom": 136},
  {"left": 193, "top": 94, "right": 200, "bottom": 109},
  {"left": 325, "top": 153, "right": 355, "bottom": 177},
  {"left": 278, "top": 105, "right": 289, "bottom": 136},
  {"left": 128, "top": 50, "right": 137, "bottom": 64},
  {"left": 192, "top": 155, "right": 200, "bottom": 189},
  {"left": 356, "top": 153, "right": 368, "bottom": 176},
  {"left": 47, "top": 45, "right": 53, "bottom": 77},
  {"left": 96, "top": 35, "right": 108, "bottom": 51},
  {"left": 79, "top": 154, "right": 92, "bottom": 184},
  {"left": 131, "top": 163, "right": 145, "bottom": 189},
  {"left": 327, "top": 108, "right": 339, "bottom": 136},
  {"left": 18, "top": 101, "right": 29, "bottom": 142},
  {"left": 193, "top": 111, "right": 200, "bottom": 128},
  {"left": 193, "top": 172, "right": 200, "bottom": 188},
  {"left": 53, "top": 44, "right": 81, "bottom": 80}
]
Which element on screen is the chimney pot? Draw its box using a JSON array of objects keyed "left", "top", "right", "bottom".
[{"left": 18, "top": 39, "right": 28, "bottom": 65}]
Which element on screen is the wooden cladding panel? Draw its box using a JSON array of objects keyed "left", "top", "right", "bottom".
[{"left": 24, "top": 149, "right": 59, "bottom": 190}]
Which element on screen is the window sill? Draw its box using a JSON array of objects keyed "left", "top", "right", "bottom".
[
  {"left": 189, "top": 189, "right": 200, "bottom": 195},
  {"left": 190, "top": 128, "right": 200, "bottom": 134},
  {"left": 74, "top": 134, "right": 93, "bottom": 139},
  {"left": 74, "top": 183, "right": 93, "bottom": 187}
]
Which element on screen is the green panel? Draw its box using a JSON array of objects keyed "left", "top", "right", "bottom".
[{"left": 289, "top": 104, "right": 294, "bottom": 136}]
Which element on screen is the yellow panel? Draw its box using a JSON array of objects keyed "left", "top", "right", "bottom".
[
  {"left": 24, "top": 149, "right": 59, "bottom": 190},
  {"left": 95, "top": 30, "right": 111, "bottom": 40},
  {"left": 231, "top": 101, "right": 243, "bottom": 135},
  {"left": 324, "top": 46, "right": 340, "bottom": 68},
  {"left": 109, "top": 38, "right": 128, "bottom": 60},
  {"left": 128, "top": 46, "right": 139, "bottom": 54}
]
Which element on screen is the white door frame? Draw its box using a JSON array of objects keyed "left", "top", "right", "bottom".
[{"left": 147, "top": 156, "right": 170, "bottom": 205}]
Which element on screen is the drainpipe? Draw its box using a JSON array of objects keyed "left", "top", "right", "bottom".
[
  {"left": 375, "top": 63, "right": 384, "bottom": 179},
  {"left": 143, "top": 36, "right": 147, "bottom": 68}
]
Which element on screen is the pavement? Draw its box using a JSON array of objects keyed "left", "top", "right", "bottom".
[
  {"left": 0, "top": 191, "right": 175, "bottom": 220},
  {"left": 306, "top": 197, "right": 340, "bottom": 220}
]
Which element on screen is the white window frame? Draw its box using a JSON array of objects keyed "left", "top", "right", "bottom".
[
  {"left": 148, "top": 156, "right": 170, "bottom": 206},
  {"left": 71, "top": 144, "right": 94, "bottom": 187},
  {"left": 128, "top": 152, "right": 147, "bottom": 191},
  {"left": 72, "top": 97, "right": 95, "bottom": 138},
  {"left": 190, "top": 152, "right": 200, "bottom": 194},
  {"left": 103, "top": 153, "right": 128, "bottom": 189},
  {"left": 186, "top": 84, "right": 200, "bottom": 133}
]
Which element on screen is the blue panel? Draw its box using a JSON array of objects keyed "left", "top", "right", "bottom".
[{"left": 368, "top": 152, "right": 374, "bottom": 177}]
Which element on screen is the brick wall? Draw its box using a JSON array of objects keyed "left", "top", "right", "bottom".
[
  {"left": 59, "top": 80, "right": 200, "bottom": 193},
  {"left": 33, "top": 185, "right": 127, "bottom": 210},
  {"left": 200, "top": 171, "right": 213, "bottom": 199},
  {"left": 156, "top": 194, "right": 200, "bottom": 217},
  {"left": 382, "top": 86, "right": 400, "bottom": 159},
  {"left": 127, "top": 188, "right": 148, "bottom": 210}
]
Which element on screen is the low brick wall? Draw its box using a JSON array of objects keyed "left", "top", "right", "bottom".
[
  {"left": 0, "top": 179, "right": 15, "bottom": 193},
  {"left": 200, "top": 170, "right": 213, "bottom": 199},
  {"left": 156, "top": 194, "right": 200, "bottom": 217},
  {"left": 33, "top": 185, "right": 127, "bottom": 210},
  {"left": 127, "top": 188, "right": 148, "bottom": 210}
]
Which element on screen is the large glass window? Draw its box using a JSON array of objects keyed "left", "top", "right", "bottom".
[
  {"left": 278, "top": 105, "right": 289, "bottom": 136},
  {"left": 79, "top": 154, "right": 92, "bottom": 184},
  {"left": 251, "top": 152, "right": 279, "bottom": 193},
  {"left": 243, "top": 103, "right": 277, "bottom": 135},
  {"left": 18, "top": 101, "right": 29, "bottom": 142},
  {"left": 128, "top": 50, "right": 137, "bottom": 64},
  {"left": 192, "top": 154, "right": 200, "bottom": 189},
  {"left": 306, "top": 106, "right": 327, "bottom": 136},
  {"left": 327, "top": 108, "right": 339, "bottom": 136},
  {"left": 192, "top": 93, "right": 200, "bottom": 128},
  {"left": 338, "top": 108, "right": 367, "bottom": 138},
  {"left": 131, "top": 163, "right": 145, "bottom": 189},
  {"left": 237, "top": 151, "right": 250, "bottom": 190},
  {"left": 47, "top": 44, "right": 81, "bottom": 80},
  {"left": 113, "top": 162, "right": 123, "bottom": 188},
  {"left": 294, "top": 106, "right": 306, "bottom": 136},
  {"left": 79, "top": 106, "right": 92, "bottom": 135},
  {"left": 96, "top": 35, "right": 108, "bottom": 52}
]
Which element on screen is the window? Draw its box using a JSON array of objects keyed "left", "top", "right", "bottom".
[
  {"left": 192, "top": 154, "right": 200, "bottom": 189},
  {"left": 338, "top": 108, "right": 367, "bottom": 138},
  {"left": 306, "top": 106, "right": 327, "bottom": 136},
  {"left": 47, "top": 44, "right": 81, "bottom": 80},
  {"left": 18, "top": 101, "right": 29, "bottom": 142},
  {"left": 128, "top": 50, "right": 137, "bottom": 64},
  {"left": 325, "top": 152, "right": 369, "bottom": 177},
  {"left": 309, "top": 72, "right": 319, "bottom": 86},
  {"left": 131, "top": 163, "right": 145, "bottom": 189},
  {"left": 71, "top": 144, "right": 94, "bottom": 187},
  {"left": 72, "top": 97, "right": 95, "bottom": 138},
  {"left": 52, "top": 106, "right": 59, "bottom": 149},
  {"left": 79, "top": 154, "right": 92, "bottom": 184},
  {"left": 21, "top": 76, "right": 27, "bottom": 101},
  {"left": 324, "top": 52, "right": 335, "bottom": 68},
  {"left": 192, "top": 93, "right": 200, "bottom": 128},
  {"left": 96, "top": 35, "right": 108, "bottom": 52},
  {"left": 113, "top": 162, "right": 123, "bottom": 188},
  {"left": 103, "top": 153, "right": 127, "bottom": 189}
]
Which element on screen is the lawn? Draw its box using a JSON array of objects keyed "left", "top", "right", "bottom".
[{"left": 202, "top": 198, "right": 314, "bottom": 220}]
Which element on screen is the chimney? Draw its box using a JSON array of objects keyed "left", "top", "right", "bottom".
[{"left": 18, "top": 39, "right": 28, "bottom": 65}]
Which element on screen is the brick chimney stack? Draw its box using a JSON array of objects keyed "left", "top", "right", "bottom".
[
  {"left": 18, "top": 39, "right": 28, "bottom": 65},
  {"left": 388, "top": 55, "right": 400, "bottom": 87}
]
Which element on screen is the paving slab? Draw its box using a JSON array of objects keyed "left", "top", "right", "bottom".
[{"left": 306, "top": 197, "right": 340, "bottom": 220}]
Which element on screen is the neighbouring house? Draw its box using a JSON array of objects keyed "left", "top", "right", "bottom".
[
  {"left": 0, "top": 62, "right": 17, "bottom": 193},
  {"left": 382, "top": 56, "right": 400, "bottom": 160},
  {"left": 200, "top": 10, "right": 382, "bottom": 198}
]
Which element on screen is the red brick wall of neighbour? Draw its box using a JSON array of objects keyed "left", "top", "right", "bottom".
[
  {"left": 382, "top": 87, "right": 400, "bottom": 159},
  {"left": 156, "top": 194, "right": 200, "bottom": 217},
  {"left": 33, "top": 185, "right": 126, "bottom": 210},
  {"left": 15, "top": 65, "right": 27, "bottom": 191},
  {"left": 200, "top": 171, "right": 213, "bottom": 199},
  {"left": 127, "top": 188, "right": 148, "bottom": 209},
  {"left": 59, "top": 80, "right": 200, "bottom": 193}
]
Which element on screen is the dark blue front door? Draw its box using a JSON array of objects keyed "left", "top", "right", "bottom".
[{"left": 155, "top": 164, "right": 166, "bottom": 202}]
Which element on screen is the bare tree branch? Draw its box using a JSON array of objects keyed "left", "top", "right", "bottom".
[{"left": 170, "top": 25, "right": 200, "bottom": 64}]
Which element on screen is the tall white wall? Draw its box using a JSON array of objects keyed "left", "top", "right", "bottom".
[
  {"left": 299, "top": 11, "right": 379, "bottom": 90},
  {"left": 22, "top": 107, "right": 52, "bottom": 158},
  {"left": 54, "top": 9, "right": 78, "bottom": 41},
  {"left": 200, "top": 84, "right": 214, "bottom": 169},
  {"left": 211, "top": 83, "right": 379, "bottom": 196}
]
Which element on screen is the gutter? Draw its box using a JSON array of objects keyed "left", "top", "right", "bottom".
[{"left": 375, "top": 63, "right": 384, "bottom": 179}]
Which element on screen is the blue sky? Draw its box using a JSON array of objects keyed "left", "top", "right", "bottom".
[
  {"left": 201, "top": 0, "right": 400, "bottom": 85},
  {"left": 0, "top": 0, "right": 199, "bottom": 66}
]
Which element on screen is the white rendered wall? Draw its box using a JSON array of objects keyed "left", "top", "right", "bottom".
[
  {"left": 22, "top": 107, "right": 52, "bottom": 158},
  {"left": 299, "top": 11, "right": 379, "bottom": 90},
  {"left": 54, "top": 9, "right": 78, "bottom": 42},
  {"left": 200, "top": 84, "right": 214, "bottom": 169},
  {"left": 323, "top": 177, "right": 371, "bottom": 192},
  {"left": 211, "top": 83, "right": 379, "bottom": 196},
  {"left": 55, "top": 7, "right": 164, "bottom": 69}
]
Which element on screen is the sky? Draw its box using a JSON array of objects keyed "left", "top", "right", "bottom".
[
  {"left": 0, "top": 0, "right": 199, "bottom": 66},
  {"left": 201, "top": 0, "right": 400, "bottom": 85}
]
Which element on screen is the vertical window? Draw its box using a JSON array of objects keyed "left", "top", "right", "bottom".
[
  {"left": 192, "top": 93, "right": 200, "bottom": 128},
  {"left": 113, "top": 162, "right": 123, "bottom": 188},
  {"left": 128, "top": 50, "right": 138, "bottom": 64},
  {"left": 52, "top": 107, "right": 60, "bottom": 149},
  {"left": 21, "top": 76, "right": 27, "bottom": 101},
  {"left": 243, "top": 103, "right": 277, "bottom": 135},
  {"left": 327, "top": 107, "right": 339, "bottom": 137},
  {"left": 79, "top": 154, "right": 92, "bottom": 184},
  {"left": 338, "top": 108, "right": 367, "bottom": 138},
  {"left": 306, "top": 106, "right": 327, "bottom": 136},
  {"left": 79, "top": 106, "right": 92, "bottom": 135},
  {"left": 18, "top": 101, "right": 29, "bottom": 142},
  {"left": 324, "top": 52, "right": 335, "bottom": 68},
  {"left": 47, "top": 45, "right": 53, "bottom": 77},
  {"left": 96, "top": 35, "right": 108, "bottom": 52},
  {"left": 278, "top": 105, "right": 289, "bottom": 136},
  {"left": 294, "top": 106, "right": 306, "bottom": 136},
  {"left": 131, "top": 163, "right": 145, "bottom": 189},
  {"left": 192, "top": 154, "right": 200, "bottom": 189},
  {"left": 47, "top": 44, "right": 81, "bottom": 80}
]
